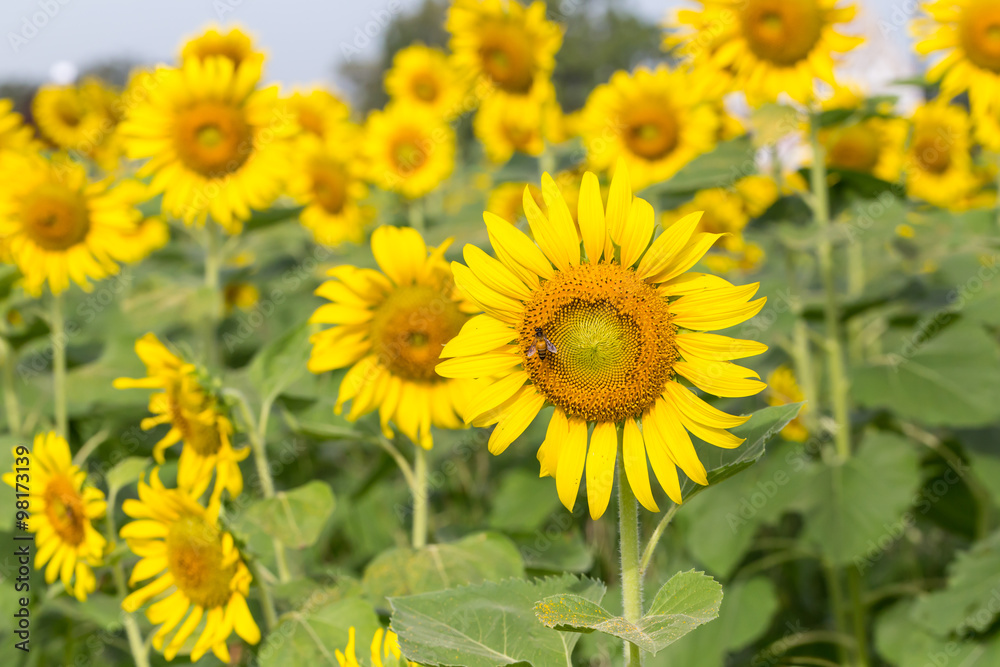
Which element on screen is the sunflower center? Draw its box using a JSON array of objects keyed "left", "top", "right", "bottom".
[
  {"left": 502, "top": 122, "right": 535, "bottom": 150},
  {"left": 960, "top": 0, "right": 1000, "bottom": 72},
  {"left": 827, "top": 123, "right": 881, "bottom": 173},
  {"left": 166, "top": 514, "right": 237, "bottom": 609},
  {"left": 21, "top": 183, "right": 90, "bottom": 251},
  {"left": 174, "top": 101, "right": 253, "bottom": 178},
  {"left": 44, "top": 474, "right": 86, "bottom": 546},
  {"left": 913, "top": 134, "right": 952, "bottom": 174},
  {"left": 412, "top": 73, "right": 440, "bottom": 102},
  {"left": 742, "top": 0, "right": 823, "bottom": 66},
  {"left": 623, "top": 107, "right": 679, "bottom": 161},
  {"left": 478, "top": 23, "right": 535, "bottom": 94},
  {"left": 168, "top": 391, "right": 223, "bottom": 457},
  {"left": 56, "top": 100, "right": 83, "bottom": 128},
  {"left": 520, "top": 263, "right": 677, "bottom": 423},
  {"left": 390, "top": 136, "right": 429, "bottom": 173},
  {"left": 370, "top": 284, "right": 468, "bottom": 382},
  {"left": 298, "top": 108, "right": 326, "bottom": 136},
  {"left": 310, "top": 159, "right": 349, "bottom": 215}
]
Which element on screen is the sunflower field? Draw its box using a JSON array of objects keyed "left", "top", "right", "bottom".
[{"left": 2, "top": 0, "right": 1000, "bottom": 665}]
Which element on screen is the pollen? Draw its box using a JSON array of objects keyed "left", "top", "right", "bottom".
[{"left": 520, "top": 262, "right": 677, "bottom": 423}]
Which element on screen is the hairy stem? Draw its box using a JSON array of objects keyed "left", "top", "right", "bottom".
[
  {"left": 51, "top": 292, "right": 68, "bottom": 438},
  {"left": 618, "top": 438, "right": 643, "bottom": 666},
  {"left": 412, "top": 446, "right": 429, "bottom": 548}
]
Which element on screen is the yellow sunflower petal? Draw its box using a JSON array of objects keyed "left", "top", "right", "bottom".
[
  {"left": 556, "top": 418, "right": 588, "bottom": 511},
  {"left": 585, "top": 421, "right": 618, "bottom": 519},
  {"left": 623, "top": 418, "right": 659, "bottom": 512},
  {"left": 487, "top": 386, "right": 545, "bottom": 455},
  {"left": 577, "top": 171, "right": 606, "bottom": 263},
  {"left": 440, "top": 314, "right": 517, "bottom": 358},
  {"left": 436, "top": 349, "right": 522, "bottom": 379}
]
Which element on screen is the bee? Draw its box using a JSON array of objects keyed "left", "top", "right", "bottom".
[{"left": 527, "top": 327, "right": 557, "bottom": 360}]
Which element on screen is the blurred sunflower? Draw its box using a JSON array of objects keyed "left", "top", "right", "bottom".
[
  {"left": 180, "top": 25, "right": 264, "bottom": 73},
  {"left": 0, "top": 151, "right": 149, "bottom": 296},
  {"left": 446, "top": 0, "right": 562, "bottom": 100},
  {"left": 288, "top": 125, "right": 372, "bottom": 247},
  {"left": 437, "top": 162, "right": 767, "bottom": 518},
  {"left": 663, "top": 8, "right": 738, "bottom": 100},
  {"left": 120, "top": 470, "right": 259, "bottom": 662},
  {"left": 360, "top": 104, "right": 456, "bottom": 199},
  {"left": 110, "top": 217, "right": 170, "bottom": 264},
  {"left": 474, "top": 92, "right": 548, "bottom": 163},
  {"left": 973, "top": 101, "right": 1000, "bottom": 152},
  {"left": 904, "top": 101, "right": 978, "bottom": 209},
  {"left": 2, "top": 432, "right": 107, "bottom": 602},
  {"left": 120, "top": 58, "right": 292, "bottom": 233},
  {"left": 486, "top": 181, "right": 544, "bottom": 224},
  {"left": 913, "top": 0, "right": 1000, "bottom": 112},
  {"left": 673, "top": 0, "right": 863, "bottom": 103},
  {"left": 733, "top": 174, "right": 781, "bottom": 218},
  {"left": 0, "top": 98, "right": 42, "bottom": 153},
  {"left": 661, "top": 188, "right": 764, "bottom": 275},
  {"left": 337, "top": 626, "right": 413, "bottom": 667},
  {"left": 307, "top": 226, "right": 479, "bottom": 449},
  {"left": 224, "top": 281, "right": 261, "bottom": 313},
  {"left": 385, "top": 45, "right": 465, "bottom": 119},
  {"left": 580, "top": 66, "right": 719, "bottom": 189},
  {"left": 32, "top": 83, "right": 113, "bottom": 155},
  {"left": 114, "top": 333, "right": 249, "bottom": 502},
  {"left": 284, "top": 88, "right": 351, "bottom": 141},
  {"left": 766, "top": 365, "right": 809, "bottom": 441},
  {"left": 819, "top": 117, "right": 907, "bottom": 181}
]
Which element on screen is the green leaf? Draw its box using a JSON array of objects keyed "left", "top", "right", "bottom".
[
  {"left": 243, "top": 205, "right": 304, "bottom": 232},
  {"left": 365, "top": 532, "right": 524, "bottom": 607},
  {"left": 104, "top": 456, "right": 150, "bottom": 494},
  {"left": 392, "top": 574, "right": 605, "bottom": 667},
  {"left": 641, "top": 136, "right": 755, "bottom": 198},
  {"left": 851, "top": 324, "right": 1000, "bottom": 427},
  {"left": 875, "top": 600, "right": 1000, "bottom": 667},
  {"left": 239, "top": 481, "right": 335, "bottom": 549},
  {"left": 259, "top": 595, "right": 381, "bottom": 667},
  {"left": 680, "top": 402, "right": 805, "bottom": 501},
  {"left": 489, "top": 469, "right": 563, "bottom": 533},
  {"left": 536, "top": 571, "right": 721, "bottom": 655},
  {"left": 248, "top": 321, "right": 312, "bottom": 403},
  {"left": 800, "top": 432, "right": 921, "bottom": 566},
  {"left": 911, "top": 529, "right": 1000, "bottom": 634}
]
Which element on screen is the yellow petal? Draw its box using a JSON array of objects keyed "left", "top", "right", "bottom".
[
  {"left": 674, "top": 360, "right": 767, "bottom": 398},
  {"left": 675, "top": 332, "right": 768, "bottom": 361},
  {"left": 452, "top": 262, "right": 522, "bottom": 325},
  {"left": 577, "top": 171, "right": 606, "bottom": 263},
  {"left": 671, "top": 284, "right": 766, "bottom": 331},
  {"left": 556, "top": 418, "right": 588, "bottom": 511},
  {"left": 537, "top": 408, "right": 568, "bottom": 478},
  {"left": 487, "top": 386, "right": 545, "bottom": 455},
  {"left": 619, "top": 197, "right": 655, "bottom": 268},
  {"left": 308, "top": 303, "right": 373, "bottom": 325},
  {"left": 636, "top": 211, "right": 702, "bottom": 280},
  {"left": 485, "top": 212, "right": 553, "bottom": 285},
  {"left": 524, "top": 176, "right": 579, "bottom": 271},
  {"left": 650, "top": 396, "right": 708, "bottom": 486},
  {"left": 641, "top": 411, "right": 683, "bottom": 505},
  {"left": 436, "top": 349, "right": 522, "bottom": 378},
  {"left": 662, "top": 381, "right": 751, "bottom": 429},
  {"left": 463, "top": 244, "right": 534, "bottom": 301},
  {"left": 370, "top": 226, "right": 426, "bottom": 286},
  {"left": 440, "top": 314, "right": 517, "bottom": 358},
  {"left": 586, "top": 421, "right": 618, "bottom": 519},
  {"left": 606, "top": 158, "right": 632, "bottom": 244},
  {"left": 463, "top": 370, "right": 530, "bottom": 424},
  {"left": 623, "top": 418, "right": 659, "bottom": 512},
  {"left": 229, "top": 593, "right": 261, "bottom": 644}
]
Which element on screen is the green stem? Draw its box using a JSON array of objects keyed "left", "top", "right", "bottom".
[
  {"left": 203, "top": 222, "right": 222, "bottom": 367},
  {"left": 250, "top": 559, "right": 280, "bottom": 632},
  {"left": 408, "top": 199, "right": 425, "bottom": 234},
  {"left": 823, "top": 561, "right": 850, "bottom": 667},
  {"left": 639, "top": 503, "right": 678, "bottom": 576},
  {"left": 374, "top": 435, "right": 416, "bottom": 492},
  {"left": 848, "top": 568, "right": 871, "bottom": 667},
  {"left": 1, "top": 338, "right": 21, "bottom": 435},
  {"left": 617, "top": 438, "right": 643, "bottom": 667},
  {"left": 846, "top": 241, "right": 866, "bottom": 363},
  {"left": 50, "top": 292, "right": 67, "bottom": 439},
  {"left": 783, "top": 248, "right": 819, "bottom": 433},
  {"left": 539, "top": 146, "right": 556, "bottom": 178},
  {"left": 106, "top": 488, "right": 151, "bottom": 667},
  {"left": 412, "top": 446, "right": 429, "bottom": 548},
  {"left": 808, "top": 115, "right": 852, "bottom": 462}
]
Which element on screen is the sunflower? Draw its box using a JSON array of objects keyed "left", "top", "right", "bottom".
[
  {"left": 110, "top": 217, "right": 170, "bottom": 264},
  {"left": 180, "top": 25, "right": 264, "bottom": 73},
  {"left": 288, "top": 126, "right": 372, "bottom": 247},
  {"left": 663, "top": 8, "right": 739, "bottom": 100},
  {"left": 119, "top": 470, "right": 259, "bottom": 662},
  {"left": 0, "top": 98, "right": 42, "bottom": 154},
  {"left": 661, "top": 188, "right": 763, "bottom": 275},
  {"left": 903, "top": 101, "right": 979, "bottom": 209},
  {"left": 224, "top": 281, "right": 261, "bottom": 312},
  {"left": 114, "top": 333, "right": 249, "bottom": 502},
  {"left": 579, "top": 66, "right": 720, "bottom": 190},
  {"left": 307, "top": 226, "right": 479, "bottom": 449},
  {"left": 913, "top": 0, "right": 1000, "bottom": 113},
  {"left": 436, "top": 162, "right": 768, "bottom": 518},
  {"left": 120, "top": 57, "right": 293, "bottom": 233},
  {"left": 819, "top": 117, "right": 907, "bottom": 182},
  {"left": 474, "top": 92, "right": 549, "bottom": 163},
  {"left": 284, "top": 88, "right": 351, "bottom": 141},
  {"left": 973, "top": 100, "right": 1000, "bottom": 152},
  {"left": 360, "top": 104, "right": 456, "bottom": 199},
  {"left": 0, "top": 151, "right": 150, "bottom": 296},
  {"left": 2, "top": 432, "right": 107, "bottom": 601},
  {"left": 733, "top": 174, "right": 780, "bottom": 217},
  {"left": 446, "top": 0, "right": 562, "bottom": 101},
  {"left": 32, "top": 83, "right": 115, "bottom": 156},
  {"left": 486, "top": 181, "right": 544, "bottom": 224},
  {"left": 766, "top": 365, "right": 809, "bottom": 442},
  {"left": 337, "top": 626, "right": 413, "bottom": 667},
  {"left": 386, "top": 45, "right": 466, "bottom": 119},
  {"left": 673, "top": 0, "right": 863, "bottom": 104}
]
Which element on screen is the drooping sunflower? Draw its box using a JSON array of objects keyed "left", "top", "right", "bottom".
[
  {"left": 2, "top": 432, "right": 107, "bottom": 601},
  {"left": 179, "top": 25, "right": 264, "bottom": 74},
  {"left": 661, "top": 188, "right": 763, "bottom": 275},
  {"left": 307, "top": 226, "right": 479, "bottom": 449},
  {"left": 120, "top": 57, "right": 293, "bottom": 233},
  {"left": 446, "top": 0, "right": 562, "bottom": 101},
  {"left": 337, "top": 626, "right": 413, "bottom": 667},
  {"left": 486, "top": 181, "right": 544, "bottom": 224},
  {"left": 119, "top": 470, "right": 260, "bottom": 662},
  {"left": 0, "top": 98, "right": 42, "bottom": 154},
  {"left": 386, "top": 45, "right": 466, "bottom": 120},
  {"left": 766, "top": 365, "right": 809, "bottom": 442},
  {"left": 903, "top": 101, "right": 979, "bottom": 209},
  {"left": 436, "top": 162, "right": 768, "bottom": 518},
  {"left": 474, "top": 90, "right": 549, "bottom": 163},
  {"left": 284, "top": 88, "right": 351, "bottom": 141},
  {"left": 360, "top": 104, "right": 456, "bottom": 199},
  {"left": 288, "top": 126, "right": 372, "bottom": 247},
  {"left": 672, "top": 0, "right": 863, "bottom": 104},
  {"left": 0, "top": 151, "right": 150, "bottom": 296},
  {"left": 114, "top": 333, "right": 249, "bottom": 502},
  {"left": 579, "top": 66, "right": 720, "bottom": 189},
  {"left": 913, "top": 0, "right": 1000, "bottom": 113}
]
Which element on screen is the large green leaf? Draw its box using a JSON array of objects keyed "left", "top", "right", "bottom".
[
  {"left": 247, "top": 321, "right": 312, "bottom": 403},
  {"left": 851, "top": 324, "right": 1000, "bottom": 427},
  {"left": 238, "top": 481, "right": 336, "bottom": 549},
  {"left": 875, "top": 600, "right": 1000, "bottom": 667},
  {"left": 911, "top": 529, "right": 1000, "bottom": 634},
  {"left": 391, "top": 574, "right": 605, "bottom": 667},
  {"left": 364, "top": 532, "right": 525, "bottom": 607},
  {"left": 800, "top": 432, "right": 921, "bottom": 566},
  {"left": 535, "top": 571, "right": 722, "bottom": 656},
  {"left": 259, "top": 595, "right": 381, "bottom": 667}
]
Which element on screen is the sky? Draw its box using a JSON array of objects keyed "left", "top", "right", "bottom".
[{"left": 1, "top": 0, "right": 918, "bottom": 94}]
